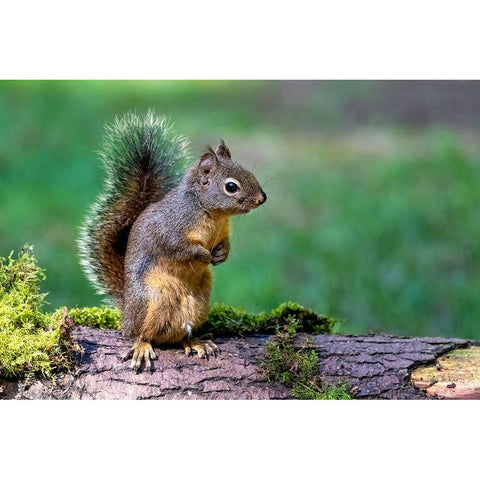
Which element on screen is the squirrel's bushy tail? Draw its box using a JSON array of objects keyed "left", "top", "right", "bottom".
[{"left": 78, "top": 111, "right": 189, "bottom": 302}]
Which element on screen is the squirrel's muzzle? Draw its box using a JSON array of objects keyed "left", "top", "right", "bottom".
[{"left": 256, "top": 190, "right": 267, "bottom": 206}]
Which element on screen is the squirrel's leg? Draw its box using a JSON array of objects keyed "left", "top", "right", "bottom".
[
  {"left": 181, "top": 336, "right": 219, "bottom": 359},
  {"left": 122, "top": 339, "right": 157, "bottom": 373}
]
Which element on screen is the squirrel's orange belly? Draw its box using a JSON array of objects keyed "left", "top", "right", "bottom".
[{"left": 142, "top": 260, "right": 212, "bottom": 344}]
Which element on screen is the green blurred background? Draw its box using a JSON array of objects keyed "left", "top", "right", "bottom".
[{"left": 1, "top": 80, "right": 480, "bottom": 338}]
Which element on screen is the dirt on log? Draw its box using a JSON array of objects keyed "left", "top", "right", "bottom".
[{"left": 0, "top": 326, "right": 476, "bottom": 400}]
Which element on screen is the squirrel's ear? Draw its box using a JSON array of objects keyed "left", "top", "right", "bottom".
[
  {"left": 216, "top": 139, "right": 231, "bottom": 160},
  {"left": 198, "top": 148, "right": 218, "bottom": 185}
]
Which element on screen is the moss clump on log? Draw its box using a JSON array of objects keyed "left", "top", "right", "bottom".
[
  {"left": 202, "top": 301, "right": 336, "bottom": 336},
  {"left": 0, "top": 246, "right": 80, "bottom": 380},
  {"left": 68, "top": 306, "right": 121, "bottom": 330},
  {"left": 262, "top": 319, "right": 351, "bottom": 399}
]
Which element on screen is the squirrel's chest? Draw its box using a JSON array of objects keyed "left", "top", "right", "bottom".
[{"left": 186, "top": 215, "right": 230, "bottom": 251}]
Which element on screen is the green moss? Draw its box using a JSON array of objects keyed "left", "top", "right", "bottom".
[
  {"left": 0, "top": 246, "right": 78, "bottom": 380},
  {"left": 68, "top": 306, "right": 121, "bottom": 330},
  {"left": 202, "top": 301, "right": 336, "bottom": 336},
  {"left": 310, "top": 383, "right": 351, "bottom": 400},
  {"left": 262, "top": 320, "right": 352, "bottom": 400}
]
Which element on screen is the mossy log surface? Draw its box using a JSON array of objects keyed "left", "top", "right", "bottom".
[{"left": 1, "top": 326, "right": 477, "bottom": 399}]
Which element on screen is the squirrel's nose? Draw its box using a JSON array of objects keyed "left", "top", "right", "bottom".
[{"left": 256, "top": 190, "right": 267, "bottom": 205}]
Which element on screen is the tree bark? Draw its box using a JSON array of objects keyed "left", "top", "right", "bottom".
[
  {"left": 0, "top": 326, "right": 477, "bottom": 399},
  {"left": 295, "top": 333, "right": 478, "bottom": 399}
]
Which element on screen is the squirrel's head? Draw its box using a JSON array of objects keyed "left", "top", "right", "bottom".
[{"left": 189, "top": 141, "right": 267, "bottom": 215}]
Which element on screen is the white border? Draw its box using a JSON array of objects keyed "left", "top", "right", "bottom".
[{"left": 2, "top": 1, "right": 480, "bottom": 79}]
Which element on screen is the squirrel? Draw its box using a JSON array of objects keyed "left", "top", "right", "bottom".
[{"left": 78, "top": 111, "right": 266, "bottom": 372}]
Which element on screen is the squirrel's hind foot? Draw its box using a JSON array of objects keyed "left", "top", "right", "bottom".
[
  {"left": 122, "top": 340, "right": 157, "bottom": 373},
  {"left": 181, "top": 336, "right": 219, "bottom": 359}
]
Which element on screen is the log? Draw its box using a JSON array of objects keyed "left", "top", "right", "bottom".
[{"left": 0, "top": 326, "right": 477, "bottom": 399}]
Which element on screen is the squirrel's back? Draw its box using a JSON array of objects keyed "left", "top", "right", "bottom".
[{"left": 78, "top": 111, "right": 189, "bottom": 302}]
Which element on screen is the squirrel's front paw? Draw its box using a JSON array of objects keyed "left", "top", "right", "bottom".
[
  {"left": 211, "top": 242, "right": 229, "bottom": 266},
  {"left": 122, "top": 340, "right": 157, "bottom": 373}
]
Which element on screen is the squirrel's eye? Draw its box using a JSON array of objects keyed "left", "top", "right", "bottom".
[{"left": 225, "top": 181, "right": 239, "bottom": 194}]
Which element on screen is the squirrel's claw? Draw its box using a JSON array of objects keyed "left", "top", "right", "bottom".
[
  {"left": 121, "top": 348, "right": 134, "bottom": 362},
  {"left": 122, "top": 340, "right": 157, "bottom": 373},
  {"left": 210, "top": 242, "right": 229, "bottom": 266},
  {"left": 182, "top": 337, "right": 219, "bottom": 360}
]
